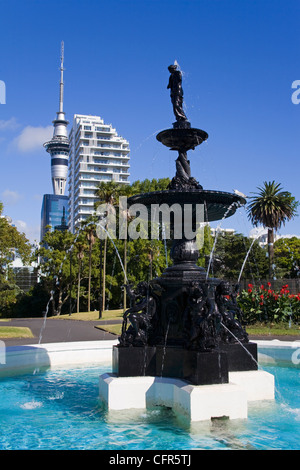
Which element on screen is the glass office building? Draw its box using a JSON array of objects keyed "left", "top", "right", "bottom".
[{"left": 40, "top": 194, "right": 69, "bottom": 242}]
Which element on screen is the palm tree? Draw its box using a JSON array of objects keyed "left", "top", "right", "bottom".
[
  {"left": 75, "top": 239, "right": 87, "bottom": 313},
  {"left": 247, "top": 181, "right": 299, "bottom": 277},
  {"left": 94, "top": 181, "right": 128, "bottom": 311},
  {"left": 81, "top": 217, "right": 97, "bottom": 312}
]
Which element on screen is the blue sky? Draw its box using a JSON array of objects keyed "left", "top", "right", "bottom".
[{"left": 0, "top": 0, "right": 299, "bottom": 242}]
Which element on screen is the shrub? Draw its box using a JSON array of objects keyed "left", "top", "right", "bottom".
[{"left": 237, "top": 282, "right": 300, "bottom": 324}]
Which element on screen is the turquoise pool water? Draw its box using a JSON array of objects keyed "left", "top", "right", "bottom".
[{"left": 0, "top": 364, "right": 299, "bottom": 450}]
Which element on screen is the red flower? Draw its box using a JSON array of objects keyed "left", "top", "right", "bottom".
[
  {"left": 260, "top": 294, "right": 264, "bottom": 299},
  {"left": 260, "top": 284, "right": 264, "bottom": 290},
  {"left": 267, "top": 282, "right": 271, "bottom": 287},
  {"left": 248, "top": 288, "right": 252, "bottom": 293},
  {"left": 248, "top": 283, "right": 253, "bottom": 288}
]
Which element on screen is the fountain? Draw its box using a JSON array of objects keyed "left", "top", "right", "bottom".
[{"left": 100, "top": 64, "right": 274, "bottom": 421}]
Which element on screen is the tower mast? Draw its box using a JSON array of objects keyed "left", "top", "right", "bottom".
[
  {"left": 44, "top": 41, "right": 69, "bottom": 196},
  {"left": 59, "top": 41, "right": 64, "bottom": 113}
]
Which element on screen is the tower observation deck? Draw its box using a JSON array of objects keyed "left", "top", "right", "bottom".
[{"left": 44, "top": 41, "right": 70, "bottom": 195}]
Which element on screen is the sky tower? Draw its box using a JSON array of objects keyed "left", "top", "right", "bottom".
[{"left": 44, "top": 41, "right": 69, "bottom": 195}]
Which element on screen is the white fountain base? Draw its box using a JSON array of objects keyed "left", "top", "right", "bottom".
[{"left": 99, "top": 370, "right": 274, "bottom": 422}]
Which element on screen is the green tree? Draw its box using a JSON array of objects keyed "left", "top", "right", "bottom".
[
  {"left": 209, "top": 231, "right": 269, "bottom": 280},
  {"left": 74, "top": 236, "right": 88, "bottom": 313},
  {"left": 247, "top": 181, "right": 299, "bottom": 277},
  {"left": 37, "top": 229, "right": 76, "bottom": 315},
  {"left": 81, "top": 216, "right": 97, "bottom": 311},
  {"left": 0, "top": 202, "right": 32, "bottom": 314},
  {"left": 94, "top": 181, "right": 130, "bottom": 311},
  {"left": 197, "top": 224, "right": 214, "bottom": 269},
  {"left": 274, "top": 236, "right": 300, "bottom": 278}
]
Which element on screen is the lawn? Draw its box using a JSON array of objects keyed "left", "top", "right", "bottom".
[
  {"left": 57, "top": 309, "right": 124, "bottom": 322},
  {"left": 0, "top": 326, "right": 34, "bottom": 339},
  {"left": 246, "top": 322, "right": 300, "bottom": 336},
  {"left": 96, "top": 322, "right": 300, "bottom": 338}
]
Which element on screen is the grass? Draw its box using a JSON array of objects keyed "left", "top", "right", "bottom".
[
  {"left": 95, "top": 324, "right": 122, "bottom": 336},
  {"left": 97, "top": 322, "right": 300, "bottom": 338},
  {"left": 246, "top": 322, "right": 300, "bottom": 336},
  {"left": 0, "top": 326, "right": 34, "bottom": 339},
  {"left": 57, "top": 309, "right": 124, "bottom": 322}
]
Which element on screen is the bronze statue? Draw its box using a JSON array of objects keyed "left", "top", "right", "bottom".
[
  {"left": 184, "top": 282, "right": 216, "bottom": 350},
  {"left": 215, "top": 281, "right": 248, "bottom": 343},
  {"left": 120, "top": 283, "right": 157, "bottom": 346},
  {"left": 167, "top": 64, "right": 188, "bottom": 122}
]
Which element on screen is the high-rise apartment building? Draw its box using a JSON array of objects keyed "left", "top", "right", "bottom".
[{"left": 68, "top": 114, "right": 130, "bottom": 232}]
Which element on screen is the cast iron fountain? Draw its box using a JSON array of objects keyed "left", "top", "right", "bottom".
[{"left": 112, "top": 64, "right": 258, "bottom": 385}]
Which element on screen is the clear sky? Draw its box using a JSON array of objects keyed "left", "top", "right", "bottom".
[{"left": 0, "top": 0, "right": 299, "bottom": 242}]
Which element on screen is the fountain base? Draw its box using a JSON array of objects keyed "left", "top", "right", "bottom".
[{"left": 99, "top": 369, "right": 274, "bottom": 422}]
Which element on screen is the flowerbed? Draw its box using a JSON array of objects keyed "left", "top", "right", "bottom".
[{"left": 237, "top": 283, "right": 300, "bottom": 324}]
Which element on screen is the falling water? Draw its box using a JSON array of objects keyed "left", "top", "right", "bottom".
[
  {"left": 220, "top": 322, "right": 259, "bottom": 368},
  {"left": 162, "top": 223, "right": 169, "bottom": 268},
  {"left": 206, "top": 202, "right": 240, "bottom": 279},
  {"left": 237, "top": 235, "right": 261, "bottom": 283},
  {"left": 97, "top": 224, "right": 128, "bottom": 283},
  {"left": 38, "top": 290, "right": 54, "bottom": 345},
  {"left": 106, "top": 252, "right": 117, "bottom": 310},
  {"left": 160, "top": 318, "right": 171, "bottom": 377}
]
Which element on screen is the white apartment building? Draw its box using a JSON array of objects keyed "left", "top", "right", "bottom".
[{"left": 68, "top": 114, "right": 130, "bottom": 232}]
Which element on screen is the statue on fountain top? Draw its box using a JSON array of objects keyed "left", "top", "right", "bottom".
[{"left": 167, "top": 64, "right": 189, "bottom": 126}]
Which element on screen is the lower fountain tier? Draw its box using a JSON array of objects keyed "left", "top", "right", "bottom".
[
  {"left": 127, "top": 189, "right": 245, "bottom": 223},
  {"left": 112, "top": 342, "right": 257, "bottom": 386}
]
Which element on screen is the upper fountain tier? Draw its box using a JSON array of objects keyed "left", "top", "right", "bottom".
[
  {"left": 156, "top": 125, "right": 208, "bottom": 152},
  {"left": 128, "top": 64, "right": 246, "bottom": 223}
]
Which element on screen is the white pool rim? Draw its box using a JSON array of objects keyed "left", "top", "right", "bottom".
[{"left": 0, "top": 338, "right": 299, "bottom": 375}]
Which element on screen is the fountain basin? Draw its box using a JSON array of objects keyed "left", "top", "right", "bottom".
[
  {"left": 128, "top": 189, "right": 245, "bottom": 222},
  {"left": 156, "top": 127, "right": 208, "bottom": 151}
]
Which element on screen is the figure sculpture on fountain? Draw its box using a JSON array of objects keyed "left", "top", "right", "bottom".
[
  {"left": 184, "top": 282, "right": 217, "bottom": 351},
  {"left": 167, "top": 64, "right": 188, "bottom": 125},
  {"left": 166, "top": 64, "right": 203, "bottom": 191},
  {"left": 215, "top": 281, "right": 249, "bottom": 343}
]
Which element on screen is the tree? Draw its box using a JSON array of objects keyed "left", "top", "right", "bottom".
[
  {"left": 0, "top": 202, "right": 32, "bottom": 314},
  {"left": 94, "top": 181, "right": 130, "bottom": 311},
  {"left": 81, "top": 217, "right": 97, "bottom": 311},
  {"left": 247, "top": 181, "right": 299, "bottom": 277},
  {"left": 37, "top": 229, "right": 76, "bottom": 315},
  {"left": 274, "top": 237, "right": 300, "bottom": 278},
  {"left": 74, "top": 237, "right": 88, "bottom": 313}
]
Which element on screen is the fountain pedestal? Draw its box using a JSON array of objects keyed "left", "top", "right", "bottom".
[{"left": 113, "top": 345, "right": 229, "bottom": 385}]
